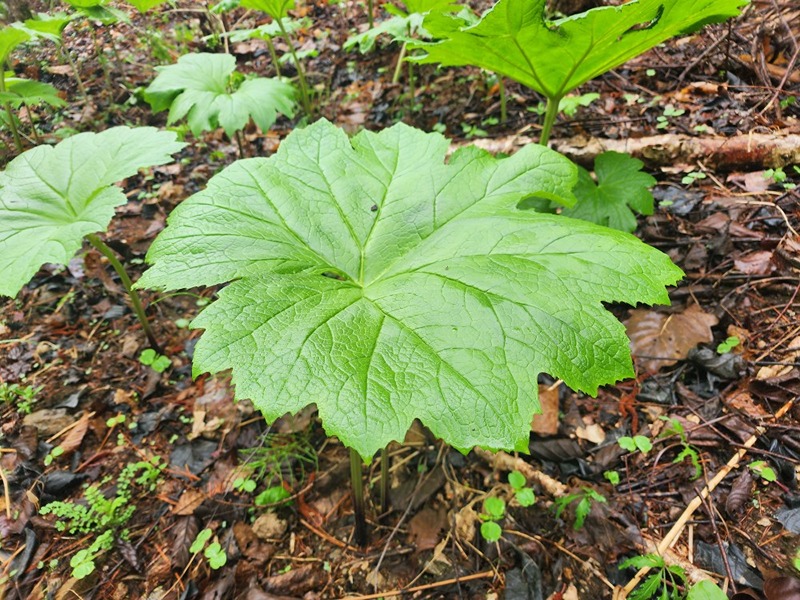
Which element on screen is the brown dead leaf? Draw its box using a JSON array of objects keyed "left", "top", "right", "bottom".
[
  {"left": 57, "top": 412, "right": 90, "bottom": 455},
  {"left": 531, "top": 383, "right": 559, "bottom": 436},
  {"left": 734, "top": 251, "right": 775, "bottom": 275},
  {"left": 171, "top": 516, "right": 199, "bottom": 571},
  {"left": 407, "top": 505, "right": 448, "bottom": 552},
  {"left": 625, "top": 304, "right": 718, "bottom": 374},
  {"left": 727, "top": 171, "right": 772, "bottom": 193},
  {"left": 172, "top": 488, "right": 206, "bottom": 516}
]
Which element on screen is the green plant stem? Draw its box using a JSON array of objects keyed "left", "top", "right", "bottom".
[
  {"left": 379, "top": 446, "right": 389, "bottom": 515},
  {"left": 498, "top": 76, "right": 507, "bottom": 123},
  {"left": 61, "top": 45, "right": 88, "bottom": 101},
  {"left": 539, "top": 96, "right": 561, "bottom": 145},
  {"left": 85, "top": 233, "right": 161, "bottom": 352},
  {"left": 0, "top": 67, "right": 23, "bottom": 153},
  {"left": 407, "top": 61, "right": 415, "bottom": 112},
  {"left": 21, "top": 100, "right": 41, "bottom": 143},
  {"left": 264, "top": 36, "right": 281, "bottom": 77},
  {"left": 366, "top": 0, "right": 374, "bottom": 28},
  {"left": 349, "top": 448, "right": 368, "bottom": 547},
  {"left": 276, "top": 17, "right": 312, "bottom": 116},
  {"left": 235, "top": 130, "right": 246, "bottom": 157},
  {"left": 392, "top": 42, "right": 407, "bottom": 85}
]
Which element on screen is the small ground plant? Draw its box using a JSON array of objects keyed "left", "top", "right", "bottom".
[{"left": 40, "top": 458, "right": 164, "bottom": 579}]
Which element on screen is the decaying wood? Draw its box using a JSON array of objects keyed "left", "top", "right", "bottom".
[{"left": 464, "top": 130, "right": 800, "bottom": 171}]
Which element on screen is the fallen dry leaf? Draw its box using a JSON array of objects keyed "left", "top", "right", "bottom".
[
  {"left": 532, "top": 383, "right": 560, "bottom": 436},
  {"left": 625, "top": 304, "right": 718, "bottom": 373},
  {"left": 734, "top": 250, "right": 775, "bottom": 275}
]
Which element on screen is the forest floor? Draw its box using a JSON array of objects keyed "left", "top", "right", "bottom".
[{"left": 1, "top": 1, "right": 800, "bottom": 598}]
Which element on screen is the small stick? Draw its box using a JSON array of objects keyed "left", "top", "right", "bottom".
[
  {"left": 619, "top": 397, "right": 795, "bottom": 598},
  {"left": 343, "top": 569, "right": 495, "bottom": 600}
]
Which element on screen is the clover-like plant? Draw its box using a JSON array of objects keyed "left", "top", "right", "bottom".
[
  {"left": 144, "top": 52, "right": 296, "bottom": 154},
  {"left": 0, "top": 126, "right": 185, "bottom": 349},
  {"left": 412, "top": 0, "right": 748, "bottom": 142},
  {"left": 137, "top": 119, "right": 682, "bottom": 543}
]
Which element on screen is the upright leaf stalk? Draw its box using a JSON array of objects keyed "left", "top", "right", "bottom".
[
  {"left": 86, "top": 233, "right": 162, "bottom": 352},
  {"left": 276, "top": 17, "right": 312, "bottom": 116}
]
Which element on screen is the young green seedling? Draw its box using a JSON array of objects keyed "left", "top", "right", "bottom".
[
  {"left": 412, "top": 0, "right": 748, "bottom": 143},
  {"left": 559, "top": 151, "right": 655, "bottom": 233},
  {"left": 553, "top": 487, "right": 606, "bottom": 530},
  {"left": 0, "top": 127, "right": 185, "bottom": 350},
  {"left": 137, "top": 119, "right": 682, "bottom": 545},
  {"left": 618, "top": 435, "right": 653, "bottom": 455},
  {"left": 144, "top": 53, "right": 295, "bottom": 155},
  {"left": 480, "top": 496, "right": 506, "bottom": 542},
  {"left": 716, "top": 335, "right": 739, "bottom": 354}
]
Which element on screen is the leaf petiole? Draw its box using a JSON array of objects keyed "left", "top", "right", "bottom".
[{"left": 86, "top": 233, "right": 161, "bottom": 352}]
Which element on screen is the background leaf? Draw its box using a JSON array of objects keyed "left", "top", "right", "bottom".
[
  {"left": 561, "top": 151, "right": 655, "bottom": 233},
  {"left": 145, "top": 53, "right": 295, "bottom": 137},
  {"left": 0, "top": 127, "right": 185, "bottom": 297},
  {"left": 139, "top": 119, "right": 682, "bottom": 458},
  {"left": 412, "top": 0, "right": 748, "bottom": 101},
  {"left": 241, "top": 0, "right": 295, "bottom": 19}
]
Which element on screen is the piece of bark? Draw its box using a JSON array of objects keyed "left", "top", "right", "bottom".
[{"left": 461, "top": 131, "right": 800, "bottom": 171}]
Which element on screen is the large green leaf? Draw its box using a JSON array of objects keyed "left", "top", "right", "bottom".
[
  {"left": 0, "top": 26, "right": 31, "bottom": 65},
  {"left": 412, "top": 0, "right": 747, "bottom": 101},
  {"left": 240, "top": 0, "right": 294, "bottom": 19},
  {"left": 138, "top": 119, "right": 682, "bottom": 458},
  {"left": 0, "top": 127, "right": 185, "bottom": 298},
  {"left": 145, "top": 53, "right": 296, "bottom": 138},
  {"left": 562, "top": 151, "right": 655, "bottom": 233}
]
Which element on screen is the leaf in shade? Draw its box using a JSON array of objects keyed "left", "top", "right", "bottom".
[
  {"left": 625, "top": 303, "right": 718, "bottom": 374},
  {"left": 764, "top": 576, "right": 800, "bottom": 600},
  {"left": 775, "top": 507, "right": 800, "bottom": 534},
  {"left": 724, "top": 469, "right": 753, "bottom": 515},
  {"left": 171, "top": 516, "right": 199, "bottom": 571}
]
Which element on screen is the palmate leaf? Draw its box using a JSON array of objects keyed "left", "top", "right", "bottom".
[
  {"left": 562, "top": 151, "right": 655, "bottom": 233},
  {"left": 145, "top": 53, "right": 296, "bottom": 138},
  {"left": 412, "top": 0, "right": 747, "bottom": 101},
  {"left": 0, "top": 26, "right": 31, "bottom": 65},
  {"left": 0, "top": 127, "right": 184, "bottom": 298},
  {"left": 0, "top": 77, "right": 66, "bottom": 108},
  {"left": 126, "top": 0, "right": 168, "bottom": 11},
  {"left": 138, "top": 119, "right": 682, "bottom": 459},
  {"left": 241, "top": 0, "right": 294, "bottom": 19}
]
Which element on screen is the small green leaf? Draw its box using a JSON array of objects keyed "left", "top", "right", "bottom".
[
  {"left": 151, "top": 354, "right": 171, "bottom": 373},
  {"left": 619, "top": 553, "right": 663, "bottom": 570},
  {"left": 0, "top": 25, "right": 31, "bottom": 65},
  {"left": 686, "top": 579, "right": 727, "bottom": 600},
  {"left": 515, "top": 487, "right": 535, "bottom": 507},
  {"left": 204, "top": 541, "right": 227, "bottom": 569},
  {"left": 508, "top": 470, "right": 526, "bottom": 490},
  {"left": 483, "top": 496, "right": 506, "bottom": 520},
  {"left": 412, "top": 0, "right": 747, "bottom": 103},
  {"left": 190, "top": 528, "right": 213, "bottom": 553},
  {"left": 716, "top": 336, "right": 739, "bottom": 354},
  {"left": 0, "top": 127, "right": 184, "bottom": 298},
  {"left": 70, "top": 549, "right": 96, "bottom": 579},
  {"left": 480, "top": 520, "right": 502, "bottom": 542},
  {"left": 138, "top": 120, "right": 682, "bottom": 459},
  {"left": 254, "top": 485, "right": 291, "bottom": 506},
  {"left": 604, "top": 470, "right": 620, "bottom": 485},
  {"left": 561, "top": 152, "right": 655, "bottom": 233},
  {"left": 145, "top": 53, "right": 296, "bottom": 138},
  {"left": 618, "top": 435, "right": 653, "bottom": 454},
  {"left": 629, "top": 572, "right": 664, "bottom": 600},
  {"left": 139, "top": 348, "right": 157, "bottom": 366},
  {"left": 574, "top": 496, "right": 591, "bottom": 529},
  {"left": 748, "top": 460, "right": 777, "bottom": 482}
]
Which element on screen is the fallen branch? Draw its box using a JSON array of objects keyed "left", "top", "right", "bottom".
[
  {"left": 463, "top": 131, "right": 800, "bottom": 170},
  {"left": 616, "top": 397, "right": 796, "bottom": 599}
]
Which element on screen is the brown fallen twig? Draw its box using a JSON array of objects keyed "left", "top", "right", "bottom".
[{"left": 617, "top": 396, "right": 796, "bottom": 599}]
